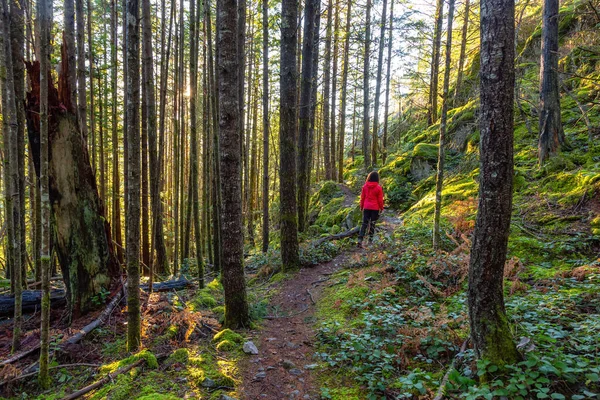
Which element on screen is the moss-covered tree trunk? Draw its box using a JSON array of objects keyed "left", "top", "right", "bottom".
[
  {"left": 468, "top": 0, "right": 520, "bottom": 366},
  {"left": 261, "top": 0, "right": 269, "bottom": 253},
  {"left": 428, "top": 0, "right": 444, "bottom": 125},
  {"left": 280, "top": 0, "right": 300, "bottom": 271},
  {"left": 217, "top": 0, "right": 250, "bottom": 328},
  {"left": 433, "top": 0, "right": 455, "bottom": 250},
  {"left": 25, "top": 44, "right": 120, "bottom": 321},
  {"left": 362, "top": 0, "right": 372, "bottom": 170},
  {"left": 538, "top": 0, "right": 564, "bottom": 163}
]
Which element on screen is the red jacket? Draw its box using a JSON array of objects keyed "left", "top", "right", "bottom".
[{"left": 360, "top": 181, "right": 384, "bottom": 211}]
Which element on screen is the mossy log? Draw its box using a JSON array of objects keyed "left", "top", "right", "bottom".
[
  {"left": 24, "top": 44, "right": 119, "bottom": 320},
  {"left": 0, "top": 289, "right": 65, "bottom": 317}
]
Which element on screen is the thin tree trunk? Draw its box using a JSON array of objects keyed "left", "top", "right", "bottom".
[
  {"left": 141, "top": 66, "right": 150, "bottom": 273},
  {"left": 125, "top": 0, "right": 141, "bottom": 352},
  {"left": 261, "top": 0, "right": 269, "bottom": 253},
  {"left": 65, "top": 0, "right": 78, "bottom": 114},
  {"left": 330, "top": 0, "right": 340, "bottom": 180},
  {"left": 1, "top": 0, "right": 22, "bottom": 351},
  {"left": 538, "top": 0, "right": 564, "bottom": 163},
  {"left": 433, "top": 0, "right": 455, "bottom": 250},
  {"left": 217, "top": 0, "right": 250, "bottom": 328},
  {"left": 322, "top": 0, "right": 333, "bottom": 180},
  {"left": 372, "top": 0, "right": 387, "bottom": 167},
  {"left": 10, "top": 0, "right": 27, "bottom": 292},
  {"left": 76, "top": 0, "right": 88, "bottom": 148},
  {"left": 453, "top": 0, "right": 469, "bottom": 105},
  {"left": 362, "top": 0, "right": 372, "bottom": 170},
  {"left": 468, "top": 0, "right": 520, "bottom": 365},
  {"left": 37, "top": 0, "right": 52, "bottom": 385},
  {"left": 428, "top": 0, "right": 443, "bottom": 125},
  {"left": 305, "top": 0, "right": 320, "bottom": 212},
  {"left": 110, "top": 0, "right": 123, "bottom": 265},
  {"left": 297, "top": 0, "right": 318, "bottom": 232},
  {"left": 382, "top": 0, "right": 393, "bottom": 164},
  {"left": 337, "top": 0, "right": 351, "bottom": 182}
]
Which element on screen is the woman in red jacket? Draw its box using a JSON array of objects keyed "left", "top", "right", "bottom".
[{"left": 358, "top": 171, "right": 384, "bottom": 247}]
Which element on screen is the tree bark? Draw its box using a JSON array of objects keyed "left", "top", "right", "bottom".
[
  {"left": 125, "top": 0, "right": 141, "bottom": 351},
  {"left": 297, "top": 0, "right": 319, "bottom": 232},
  {"left": 64, "top": 0, "right": 78, "bottom": 114},
  {"left": 1, "top": 0, "right": 23, "bottom": 351},
  {"left": 322, "top": 0, "right": 333, "bottom": 180},
  {"left": 453, "top": 0, "right": 470, "bottom": 105},
  {"left": 76, "top": 0, "right": 88, "bottom": 143},
  {"left": 261, "top": 0, "right": 269, "bottom": 253},
  {"left": 37, "top": 0, "right": 52, "bottom": 385},
  {"left": 110, "top": 0, "right": 123, "bottom": 265},
  {"left": 280, "top": 0, "right": 300, "bottom": 271},
  {"left": 382, "top": 0, "right": 393, "bottom": 164},
  {"left": 330, "top": 0, "right": 340, "bottom": 180},
  {"left": 428, "top": 0, "right": 443, "bottom": 125},
  {"left": 337, "top": 0, "right": 351, "bottom": 182},
  {"left": 538, "top": 0, "right": 564, "bottom": 163},
  {"left": 468, "top": 0, "right": 520, "bottom": 365},
  {"left": 372, "top": 0, "right": 388, "bottom": 167},
  {"left": 217, "top": 0, "right": 250, "bottom": 328},
  {"left": 433, "top": 0, "right": 455, "bottom": 250},
  {"left": 362, "top": 0, "right": 372, "bottom": 170}
]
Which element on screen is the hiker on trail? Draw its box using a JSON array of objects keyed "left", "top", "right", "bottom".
[{"left": 358, "top": 171, "right": 384, "bottom": 248}]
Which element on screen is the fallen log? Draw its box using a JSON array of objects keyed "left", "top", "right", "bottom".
[
  {"left": 0, "top": 285, "right": 125, "bottom": 366},
  {"left": 0, "top": 290, "right": 66, "bottom": 318},
  {"left": 0, "top": 278, "right": 193, "bottom": 316},
  {"left": 311, "top": 226, "right": 359, "bottom": 246},
  {"left": 140, "top": 278, "right": 194, "bottom": 292},
  {"left": 61, "top": 358, "right": 146, "bottom": 400}
]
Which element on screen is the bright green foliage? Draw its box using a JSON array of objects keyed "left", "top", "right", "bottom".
[{"left": 212, "top": 328, "right": 244, "bottom": 344}]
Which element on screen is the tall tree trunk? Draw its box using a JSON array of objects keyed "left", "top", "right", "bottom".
[
  {"left": 280, "top": 0, "right": 300, "bottom": 271},
  {"left": 322, "top": 0, "right": 333, "bottom": 180},
  {"left": 37, "top": 0, "right": 52, "bottom": 385},
  {"left": 10, "top": 0, "right": 26, "bottom": 293},
  {"left": 248, "top": 81, "right": 258, "bottom": 246},
  {"left": 330, "top": 0, "right": 340, "bottom": 180},
  {"left": 297, "top": 0, "right": 318, "bottom": 232},
  {"left": 76, "top": 0, "right": 88, "bottom": 143},
  {"left": 428, "top": 0, "right": 443, "bottom": 125},
  {"left": 382, "top": 0, "right": 393, "bottom": 164},
  {"left": 372, "top": 0, "right": 387, "bottom": 167},
  {"left": 468, "top": 0, "right": 520, "bottom": 365},
  {"left": 206, "top": 0, "right": 222, "bottom": 273},
  {"left": 1, "top": 0, "right": 22, "bottom": 350},
  {"left": 261, "top": 0, "right": 269, "bottom": 253},
  {"left": 433, "top": 0, "right": 455, "bottom": 250},
  {"left": 65, "top": 0, "right": 78, "bottom": 114},
  {"left": 125, "top": 0, "right": 141, "bottom": 351},
  {"left": 188, "top": 0, "right": 203, "bottom": 286},
  {"left": 453, "top": 0, "right": 469, "bottom": 105},
  {"left": 217, "top": 0, "right": 250, "bottom": 328},
  {"left": 538, "top": 0, "right": 564, "bottom": 163},
  {"left": 110, "top": 0, "right": 123, "bottom": 265},
  {"left": 337, "top": 0, "right": 351, "bottom": 183},
  {"left": 362, "top": 0, "right": 372, "bottom": 170},
  {"left": 141, "top": 68, "right": 150, "bottom": 273},
  {"left": 306, "top": 2, "right": 320, "bottom": 195}
]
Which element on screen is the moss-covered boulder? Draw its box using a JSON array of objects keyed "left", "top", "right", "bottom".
[{"left": 410, "top": 144, "right": 438, "bottom": 181}]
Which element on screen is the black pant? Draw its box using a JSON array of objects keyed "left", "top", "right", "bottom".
[{"left": 358, "top": 209, "right": 379, "bottom": 242}]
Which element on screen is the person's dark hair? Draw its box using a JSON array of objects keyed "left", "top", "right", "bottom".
[{"left": 366, "top": 171, "right": 379, "bottom": 183}]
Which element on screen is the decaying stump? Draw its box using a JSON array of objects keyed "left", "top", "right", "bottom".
[{"left": 24, "top": 36, "right": 120, "bottom": 319}]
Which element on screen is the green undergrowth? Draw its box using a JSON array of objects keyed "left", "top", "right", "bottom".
[{"left": 314, "top": 221, "right": 600, "bottom": 399}]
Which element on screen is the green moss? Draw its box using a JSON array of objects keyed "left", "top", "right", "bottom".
[
  {"left": 412, "top": 143, "right": 439, "bottom": 162},
  {"left": 310, "top": 181, "right": 344, "bottom": 209},
  {"left": 216, "top": 340, "right": 236, "bottom": 352},
  {"left": 137, "top": 394, "right": 181, "bottom": 400},
  {"left": 212, "top": 328, "right": 244, "bottom": 344},
  {"left": 191, "top": 289, "right": 217, "bottom": 309},
  {"left": 206, "top": 278, "right": 223, "bottom": 293},
  {"left": 100, "top": 350, "right": 158, "bottom": 374},
  {"left": 316, "top": 274, "right": 370, "bottom": 326},
  {"left": 166, "top": 348, "right": 190, "bottom": 365}
]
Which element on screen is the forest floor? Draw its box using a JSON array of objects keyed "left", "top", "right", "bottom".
[{"left": 239, "top": 211, "right": 402, "bottom": 400}]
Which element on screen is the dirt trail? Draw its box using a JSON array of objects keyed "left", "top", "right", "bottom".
[{"left": 239, "top": 213, "right": 401, "bottom": 400}]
